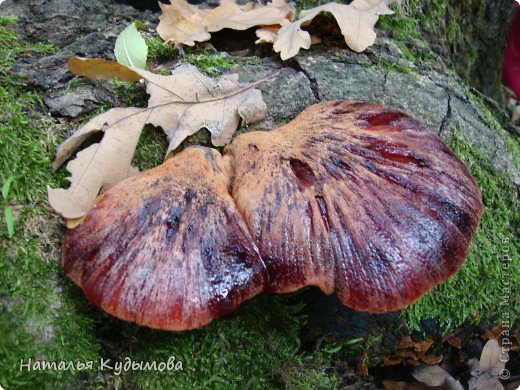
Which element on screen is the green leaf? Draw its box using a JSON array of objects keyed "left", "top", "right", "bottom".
[
  {"left": 134, "top": 20, "right": 147, "bottom": 30},
  {"left": 2, "top": 175, "right": 14, "bottom": 199},
  {"left": 4, "top": 206, "right": 14, "bottom": 238},
  {"left": 323, "top": 345, "right": 342, "bottom": 354},
  {"left": 114, "top": 22, "right": 148, "bottom": 69},
  {"left": 344, "top": 337, "right": 364, "bottom": 345}
]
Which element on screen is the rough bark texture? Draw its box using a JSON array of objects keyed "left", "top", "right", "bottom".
[{"left": 403, "top": 0, "right": 513, "bottom": 103}]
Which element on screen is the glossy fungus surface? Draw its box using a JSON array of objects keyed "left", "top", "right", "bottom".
[{"left": 62, "top": 101, "right": 483, "bottom": 330}]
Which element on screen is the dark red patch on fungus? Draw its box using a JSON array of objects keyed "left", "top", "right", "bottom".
[{"left": 290, "top": 158, "right": 316, "bottom": 188}]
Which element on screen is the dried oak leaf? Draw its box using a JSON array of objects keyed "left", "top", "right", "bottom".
[
  {"left": 62, "top": 101, "right": 483, "bottom": 330},
  {"left": 273, "top": 0, "right": 396, "bottom": 60},
  {"left": 468, "top": 339, "right": 508, "bottom": 390},
  {"left": 135, "top": 65, "right": 266, "bottom": 155},
  {"left": 157, "top": 0, "right": 295, "bottom": 47},
  {"left": 48, "top": 63, "right": 266, "bottom": 219},
  {"left": 413, "top": 365, "right": 463, "bottom": 389}
]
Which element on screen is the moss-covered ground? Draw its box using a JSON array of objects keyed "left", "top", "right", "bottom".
[{"left": 0, "top": 8, "right": 519, "bottom": 388}]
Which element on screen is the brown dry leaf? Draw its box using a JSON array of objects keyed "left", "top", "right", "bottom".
[
  {"left": 157, "top": 0, "right": 211, "bottom": 47},
  {"left": 398, "top": 336, "right": 415, "bottom": 349},
  {"left": 396, "top": 349, "right": 419, "bottom": 359},
  {"left": 133, "top": 64, "right": 267, "bottom": 157},
  {"left": 412, "top": 365, "right": 452, "bottom": 387},
  {"left": 67, "top": 57, "right": 141, "bottom": 82},
  {"left": 158, "top": 0, "right": 295, "bottom": 47},
  {"left": 383, "top": 356, "right": 403, "bottom": 366},
  {"left": 414, "top": 339, "right": 434, "bottom": 353},
  {"left": 273, "top": 0, "right": 395, "bottom": 60},
  {"left": 204, "top": 0, "right": 294, "bottom": 32},
  {"left": 48, "top": 63, "right": 267, "bottom": 219},
  {"left": 255, "top": 25, "right": 281, "bottom": 44},
  {"left": 468, "top": 339, "right": 507, "bottom": 390},
  {"left": 483, "top": 325, "right": 503, "bottom": 340},
  {"left": 48, "top": 108, "right": 147, "bottom": 219},
  {"left": 356, "top": 351, "right": 369, "bottom": 376}
]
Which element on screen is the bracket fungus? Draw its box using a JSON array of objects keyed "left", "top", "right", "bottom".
[{"left": 62, "top": 101, "right": 483, "bottom": 330}]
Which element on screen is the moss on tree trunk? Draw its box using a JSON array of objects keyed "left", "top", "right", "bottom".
[{"left": 393, "top": 0, "right": 513, "bottom": 103}]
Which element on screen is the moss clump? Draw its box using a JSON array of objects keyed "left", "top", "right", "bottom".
[
  {"left": 131, "top": 125, "right": 168, "bottom": 171},
  {"left": 147, "top": 37, "right": 178, "bottom": 62},
  {"left": 106, "top": 296, "right": 335, "bottom": 388},
  {"left": 184, "top": 51, "right": 236, "bottom": 76},
  {"left": 468, "top": 91, "right": 520, "bottom": 171},
  {"left": 0, "top": 16, "right": 101, "bottom": 388},
  {"left": 380, "top": 0, "right": 511, "bottom": 102},
  {"left": 110, "top": 79, "right": 149, "bottom": 108},
  {"left": 403, "top": 132, "right": 519, "bottom": 332}
]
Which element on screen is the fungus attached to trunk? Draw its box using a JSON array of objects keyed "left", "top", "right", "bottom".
[{"left": 62, "top": 101, "right": 483, "bottom": 330}]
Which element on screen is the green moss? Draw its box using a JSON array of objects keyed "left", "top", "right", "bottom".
[
  {"left": 147, "top": 37, "right": 178, "bottom": 62},
  {"left": 184, "top": 51, "right": 236, "bottom": 77},
  {"left": 403, "top": 132, "right": 519, "bottom": 332},
  {"left": 131, "top": 125, "right": 168, "bottom": 171},
  {"left": 0, "top": 16, "right": 101, "bottom": 388},
  {"left": 375, "top": 59, "right": 416, "bottom": 74},
  {"left": 378, "top": 13, "right": 422, "bottom": 42},
  {"left": 468, "top": 91, "right": 520, "bottom": 171},
  {"left": 0, "top": 15, "right": 17, "bottom": 26},
  {"left": 383, "top": 0, "right": 507, "bottom": 101},
  {"left": 108, "top": 296, "right": 335, "bottom": 389},
  {"left": 110, "top": 79, "right": 149, "bottom": 108}
]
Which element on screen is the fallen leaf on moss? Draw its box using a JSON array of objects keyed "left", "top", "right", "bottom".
[
  {"left": 384, "top": 336, "right": 439, "bottom": 367},
  {"left": 114, "top": 21, "right": 148, "bottom": 69},
  {"left": 420, "top": 354, "right": 443, "bottom": 365},
  {"left": 48, "top": 63, "right": 267, "bottom": 219},
  {"left": 67, "top": 57, "right": 142, "bottom": 82},
  {"left": 48, "top": 108, "right": 147, "bottom": 219},
  {"left": 273, "top": 0, "right": 396, "bottom": 59},
  {"left": 446, "top": 334, "right": 463, "bottom": 349},
  {"left": 134, "top": 65, "right": 267, "bottom": 156}
]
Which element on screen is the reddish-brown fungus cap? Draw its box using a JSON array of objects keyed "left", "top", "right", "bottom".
[
  {"left": 62, "top": 101, "right": 483, "bottom": 330},
  {"left": 226, "top": 101, "right": 483, "bottom": 312},
  {"left": 63, "top": 147, "right": 266, "bottom": 330}
]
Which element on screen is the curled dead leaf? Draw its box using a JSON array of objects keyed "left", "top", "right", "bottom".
[
  {"left": 48, "top": 64, "right": 268, "bottom": 219},
  {"left": 273, "top": 0, "right": 396, "bottom": 60},
  {"left": 67, "top": 57, "right": 142, "bottom": 82},
  {"left": 158, "top": 0, "right": 295, "bottom": 47}
]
